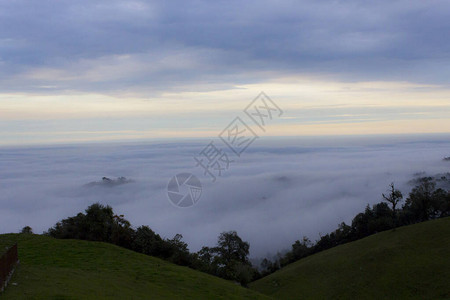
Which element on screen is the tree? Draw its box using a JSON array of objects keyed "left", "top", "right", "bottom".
[
  {"left": 403, "top": 177, "right": 436, "bottom": 222},
  {"left": 351, "top": 205, "right": 372, "bottom": 239},
  {"left": 83, "top": 203, "right": 115, "bottom": 241},
  {"left": 369, "top": 202, "right": 394, "bottom": 232},
  {"left": 47, "top": 203, "right": 135, "bottom": 249},
  {"left": 431, "top": 188, "right": 450, "bottom": 218},
  {"left": 196, "top": 246, "right": 216, "bottom": 273},
  {"left": 47, "top": 212, "right": 87, "bottom": 239},
  {"left": 382, "top": 182, "right": 403, "bottom": 226},
  {"left": 21, "top": 226, "right": 33, "bottom": 234},
  {"left": 111, "top": 214, "right": 134, "bottom": 249},
  {"left": 291, "top": 236, "right": 312, "bottom": 261},
  {"left": 216, "top": 231, "right": 250, "bottom": 267},
  {"left": 132, "top": 226, "right": 164, "bottom": 256},
  {"left": 232, "top": 262, "right": 256, "bottom": 287},
  {"left": 196, "top": 231, "right": 254, "bottom": 285},
  {"left": 260, "top": 258, "right": 280, "bottom": 275},
  {"left": 165, "top": 234, "right": 191, "bottom": 266},
  {"left": 215, "top": 231, "right": 252, "bottom": 284}
]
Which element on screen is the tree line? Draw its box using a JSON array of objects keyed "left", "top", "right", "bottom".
[
  {"left": 44, "top": 204, "right": 256, "bottom": 285},
  {"left": 258, "top": 176, "right": 450, "bottom": 277},
  {"left": 22, "top": 176, "right": 449, "bottom": 285}
]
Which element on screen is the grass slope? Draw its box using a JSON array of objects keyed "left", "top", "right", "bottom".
[
  {"left": 250, "top": 217, "right": 450, "bottom": 299},
  {"left": 0, "top": 234, "right": 268, "bottom": 299}
]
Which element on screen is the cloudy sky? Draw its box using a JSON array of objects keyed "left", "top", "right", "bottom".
[
  {"left": 1, "top": 1, "right": 450, "bottom": 258},
  {"left": 1, "top": 0, "right": 449, "bottom": 145}
]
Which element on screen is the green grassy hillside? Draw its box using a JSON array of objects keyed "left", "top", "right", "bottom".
[
  {"left": 0, "top": 234, "right": 268, "bottom": 299},
  {"left": 250, "top": 217, "right": 450, "bottom": 299}
]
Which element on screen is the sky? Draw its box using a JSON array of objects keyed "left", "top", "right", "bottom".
[
  {"left": 0, "top": 0, "right": 449, "bottom": 145},
  {"left": 0, "top": 0, "right": 449, "bottom": 260}
]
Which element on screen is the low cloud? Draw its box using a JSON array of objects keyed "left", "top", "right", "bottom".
[{"left": 1, "top": 135, "right": 449, "bottom": 257}]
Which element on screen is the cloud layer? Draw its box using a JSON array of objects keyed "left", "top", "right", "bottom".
[{"left": 1, "top": 135, "right": 449, "bottom": 257}]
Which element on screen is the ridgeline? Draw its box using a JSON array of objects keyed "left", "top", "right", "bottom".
[{"left": 249, "top": 217, "right": 450, "bottom": 299}]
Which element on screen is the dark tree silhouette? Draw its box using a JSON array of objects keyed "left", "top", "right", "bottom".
[
  {"left": 21, "top": 226, "right": 33, "bottom": 234},
  {"left": 196, "top": 231, "right": 255, "bottom": 285},
  {"left": 382, "top": 182, "right": 403, "bottom": 226},
  {"left": 403, "top": 177, "right": 436, "bottom": 222},
  {"left": 213, "top": 231, "right": 253, "bottom": 284}
]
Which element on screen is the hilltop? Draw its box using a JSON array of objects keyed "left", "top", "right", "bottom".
[
  {"left": 0, "top": 234, "right": 268, "bottom": 299},
  {"left": 250, "top": 217, "right": 450, "bottom": 299}
]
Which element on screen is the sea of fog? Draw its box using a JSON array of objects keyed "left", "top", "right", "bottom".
[{"left": 1, "top": 134, "right": 449, "bottom": 258}]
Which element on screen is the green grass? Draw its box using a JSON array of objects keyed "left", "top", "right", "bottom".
[
  {"left": 0, "top": 239, "right": 14, "bottom": 256},
  {"left": 0, "top": 234, "right": 269, "bottom": 299},
  {"left": 250, "top": 217, "right": 450, "bottom": 299}
]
